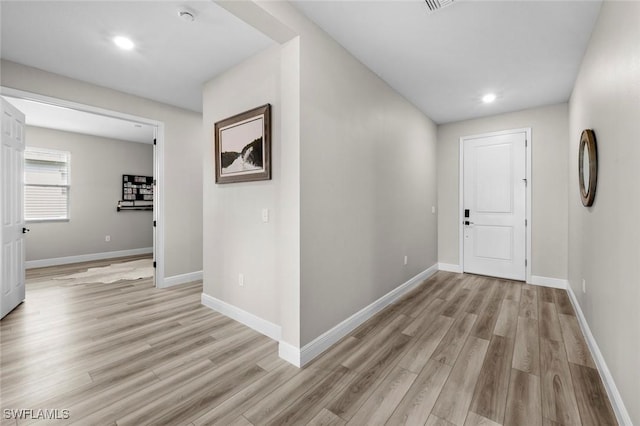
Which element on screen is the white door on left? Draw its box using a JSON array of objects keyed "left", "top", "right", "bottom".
[{"left": 1, "top": 98, "right": 26, "bottom": 319}]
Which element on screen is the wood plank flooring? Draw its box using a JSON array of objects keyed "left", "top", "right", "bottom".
[{"left": 0, "top": 259, "right": 617, "bottom": 425}]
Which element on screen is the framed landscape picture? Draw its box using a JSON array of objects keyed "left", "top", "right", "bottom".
[{"left": 214, "top": 104, "right": 271, "bottom": 184}]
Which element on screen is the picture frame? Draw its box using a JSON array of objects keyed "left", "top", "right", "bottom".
[
  {"left": 121, "top": 174, "right": 153, "bottom": 202},
  {"left": 214, "top": 104, "right": 271, "bottom": 184}
]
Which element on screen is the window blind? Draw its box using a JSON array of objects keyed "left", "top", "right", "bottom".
[{"left": 24, "top": 147, "right": 70, "bottom": 221}]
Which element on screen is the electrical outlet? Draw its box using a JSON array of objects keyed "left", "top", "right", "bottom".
[
  {"left": 239, "top": 273, "right": 244, "bottom": 287},
  {"left": 582, "top": 279, "right": 586, "bottom": 294},
  {"left": 262, "top": 208, "right": 269, "bottom": 223},
  {"left": 105, "top": 235, "right": 111, "bottom": 242},
  {"left": 404, "top": 255, "right": 408, "bottom": 265}
]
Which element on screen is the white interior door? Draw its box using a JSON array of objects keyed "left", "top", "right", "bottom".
[
  {"left": 1, "top": 98, "right": 26, "bottom": 319},
  {"left": 152, "top": 132, "right": 157, "bottom": 287},
  {"left": 463, "top": 132, "right": 526, "bottom": 281}
]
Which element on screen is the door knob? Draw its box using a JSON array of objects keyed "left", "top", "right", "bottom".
[{"left": 22, "top": 227, "right": 30, "bottom": 234}]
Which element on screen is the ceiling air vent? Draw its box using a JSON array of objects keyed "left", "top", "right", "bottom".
[{"left": 424, "top": 0, "right": 455, "bottom": 13}]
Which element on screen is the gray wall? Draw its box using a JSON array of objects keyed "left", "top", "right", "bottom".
[
  {"left": 203, "top": 2, "right": 438, "bottom": 348},
  {"left": 1, "top": 60, "right": 203, "bottom": 278},
  {"left": 202, "top": 43, "right": 300, "bottom": 336},
  {"left": 203, "top": 34, "right": 301, "bottom": 346},
  {"left": 296, "top": 16, "right": 438, "bottom": 346},
  {"left": 568, "top": 1, "right": 639, "bottom": 423},
  {"left": 437, "top": 103, "right": 569, "bottom": 280},
  {"left": 25, "top": 126, "right": 152, "bottom": 261}
]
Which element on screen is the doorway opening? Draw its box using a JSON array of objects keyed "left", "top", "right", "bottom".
[
  {"left": 458, "top": 128, "right": 531, "bottom": 282},
  {"left": 1, "top": 87, "right": 165, "bottom": 294}
]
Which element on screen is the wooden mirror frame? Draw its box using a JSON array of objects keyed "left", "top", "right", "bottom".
[{"left": 578, "top": 129, "right": 598, "bottom": 207}]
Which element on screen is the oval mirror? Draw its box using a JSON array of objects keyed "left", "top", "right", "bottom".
[
  {"left": 582, "top": 142, "right": 590, "bottom": 193},
  {"left": 578, "top": 129, "right": 597, "bottom": 207}
]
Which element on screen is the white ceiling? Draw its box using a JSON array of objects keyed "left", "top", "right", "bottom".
[
  {"left": 292, "top": 0, "right": 602, "bottom": 123},
  {"left": 4, "top": 97, "right": 156, "bottom": 144},
  {"left": 0, "top": 0, "right": 275, "bottom": 113},
  {"left": 1, "top": 1, "right": 602, "bottom": 125}
]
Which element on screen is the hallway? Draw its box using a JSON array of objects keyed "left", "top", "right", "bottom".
[{"left": 0, "top": 260, "right": 616, "bottom": 425}]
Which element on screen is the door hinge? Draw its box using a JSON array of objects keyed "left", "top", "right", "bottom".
[
  {"left": 153, "top": 220, "right": 156, "bottom": 227},
  {"left": 153, "top": 179, "right": 156, "bottom": 185},
  {"left": 522, "top": 178, "right": 527, "bottom": 186},
  {"left": 525, "top": 138, "right": 528, "bottom": 147},
  {"left": 153, "top": 138, "right": 157, "bottom": 145},
  {"left": 525, "top": 259, "right": 528, "bottom": 267},
  {"left": 153, "top": 261, "right": 156, "bottom": 268},
  {"left": 525, "top": 219, "right": 528, "bottom": 226}
]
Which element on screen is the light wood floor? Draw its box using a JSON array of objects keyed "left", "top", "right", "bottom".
[{"left": 0, "top": 258, "right": 617, "bottom": 426}]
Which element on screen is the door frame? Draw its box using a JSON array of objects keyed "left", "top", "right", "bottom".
[
  {"left": 0, "top": 87, "right": 166, "bottom": 288},
  {"left": 458, "top": 128, "right": 532, "bottom": 283}
]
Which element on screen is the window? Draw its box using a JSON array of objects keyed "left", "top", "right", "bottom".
[{"left": 24, "top": 147, "right": 70, "bottom": 221}]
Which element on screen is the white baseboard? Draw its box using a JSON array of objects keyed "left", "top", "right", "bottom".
[
  {"left": 290, "top": 263, "right": 439, "bottom": 368},
  {"left": 437, "top": 266, "right": 570, "bottom": 292},
  {"left": 566, "top": 285, "right": 632, "bottom": 426},
  {"left": 200, "top": 293, "right": 282, "bottom": 342},
  {"left": 528, "top": 275, "right": 568, "bottom": 289},
  {"left": 438, "top": 263, "right": 463, "bottom": 273},
  {"left": 160, "top": 270, "right": 203, "bottom": 288},
  {"left": 25, "top": 247, "right": 153, "bottom": 269},
  {"left": 278, "top": 341, "right": 301, "bottom": 368}
]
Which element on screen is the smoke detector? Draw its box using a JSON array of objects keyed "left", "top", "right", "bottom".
[
  {"left": 424, "top": 0, "right": 455, "bottom": 13},
  {"left": 179, "top": 10, "right": 195, "bottom": 22}
]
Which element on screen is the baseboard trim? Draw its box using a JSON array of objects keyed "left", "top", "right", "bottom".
[
  {"left": 292, "top": 263, "right": 439, "bottom": 368},
  {"left": 200, "top": 293, "right": 282, "bottom": 342},
  {"left": 566, "top": 285, "right": 632, "bottom": 426},
  {"left": 160, "top": 270, "right": 203, "bottom": 288},
  {"left": 278, "top": 341, "right": 301, "bottom": 368},
  {"left": 25, "top": 247, "right": 153, "bottom": 269},
  {"left": 438, "top": 263, "right": 463, "bottom": 273},
  {"left": 528, "top": 275, "right": 568, "bottom": 289}
]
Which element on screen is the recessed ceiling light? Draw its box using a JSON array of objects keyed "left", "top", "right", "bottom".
[
  {"left": 113, "top": 36, "right": 135, "bottom": 51},
  {"left": 482, "top": 93, "right": 497, "bottom": 104}
]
